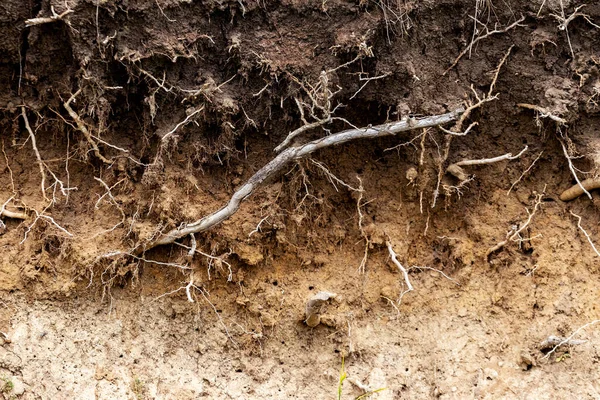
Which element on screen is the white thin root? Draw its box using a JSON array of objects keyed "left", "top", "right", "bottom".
[
  {"left": 570, "top": 211, "right": 600, "bottom": 257},
  {"left": 543, "top": 319, "right": 600, "bottom": 359},
  {"left": 349, "top": 72, "right": 391, "bottom": 100},
  {"left": 386, "top": 241, "right": 414, "bottom": 292},
  {"left": 356, "top": 177, "right": 369, "bottom": 274},
  {"left": 188, "top": 234, "right": 197, "bottom": 257},
  {"left": 185, "top": 278, "right": 195, "bottom": 303},
  {"left": 447, "top": 146, "right": 528, "bottom": 181},
  {"left": 96, "top": 251, "right": 190, "bottom": 270},
  {"left": 21, "top": 209, "right": 74, "bottom": 244},
  {"left": 454, "top": 145, "right": 528, "bottom": 167},
  {"left": 161, "top": 107, "right": 204, "bottom": 144},
  {"left": 438, "top": 121, "right": 478, "bottom": 136},
  {"left": 551, "top": 3, "right": 600, "bottom": 58},
  {"left": 487, "top": 190, "right": 544, "bottom": 256},
  {"left": 540, "top": 335, "right": 587, "bottom": 351},
  {"left": 560, "top": 138, "right": 592, "bottom": 200},
  {"left": 64, "top": 89, "right": 111, "bottom": 164},
  {"left": 444, "top": 16, "right": 525, "bottom": 75},
  {"left": 93, "top": 177, "right": 126, "bottom": 234},
  {"left": 21, "top": 107, "right": 48, "bottom": 201},
  {"left": 507, "top": 151, "right": 544, "bottom": 195},
  {"left": 517, "top": 103, "right": 567, "bottom": 125}
]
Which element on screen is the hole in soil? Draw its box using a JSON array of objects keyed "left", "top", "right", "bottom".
[
  {"left": 272, "top": 280, "right": 278, "bottom": 286},
  {"left": 308, "top": 286, "right": 314, "bottom": 290}
]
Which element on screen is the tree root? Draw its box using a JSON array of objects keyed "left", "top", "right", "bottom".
[
  {"left": 0, "top": 209, "right": 27, "bottom": 220},
  {"left": 142, "top": 108, "right": 465, "bottom": 251},
  {"left": 559, "top": 179, "right": 600, "bottom": 201}
]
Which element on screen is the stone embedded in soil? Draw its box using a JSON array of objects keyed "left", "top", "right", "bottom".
[
  {"left": 305, "top": 291, "right": 336, "bottom": 327},
  {"left": 519, "top": 352, "right": 536, "bottom": 371}
]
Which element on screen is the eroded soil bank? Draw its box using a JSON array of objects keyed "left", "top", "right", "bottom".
[{"left": 1, "top": 0, "right": 600, "bottom": 398}]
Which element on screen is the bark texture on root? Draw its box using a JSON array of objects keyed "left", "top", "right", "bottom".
[
  {"left": 560, "top": 179, "right": 600, "bottom": 201},
  {"left": 143, "top": 108, "right": 465, "bottom": 251}
]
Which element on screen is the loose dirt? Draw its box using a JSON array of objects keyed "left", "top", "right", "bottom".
[{"left": 1, "top": 0, "right": 600, "bottom": 399}]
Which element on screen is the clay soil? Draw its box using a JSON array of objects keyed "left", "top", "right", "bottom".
[{"left": 1, "top": 0, "right": 600, "bottom": 399}]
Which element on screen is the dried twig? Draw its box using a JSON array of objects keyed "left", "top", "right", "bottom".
[{"left": 143, "top": 108, "right": 464, "bottom": 250}]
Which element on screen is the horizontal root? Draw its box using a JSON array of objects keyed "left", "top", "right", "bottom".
[
  {"left": 1, "top": 209, "right": 27, "bottom": 220},
  {"left": 560, "top": 178, "right": 600, "bottom": 201},
  {"left": 143, "top": 108, "right": 465, "bottom": 251}
]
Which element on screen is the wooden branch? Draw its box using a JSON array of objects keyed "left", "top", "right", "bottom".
[{"left": 142, "top": 108, "right": 465, "bottom": 251}]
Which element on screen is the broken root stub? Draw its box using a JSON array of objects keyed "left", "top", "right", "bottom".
[{"left": 560, "top": 179, "right": 600, "bottom": 201}]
